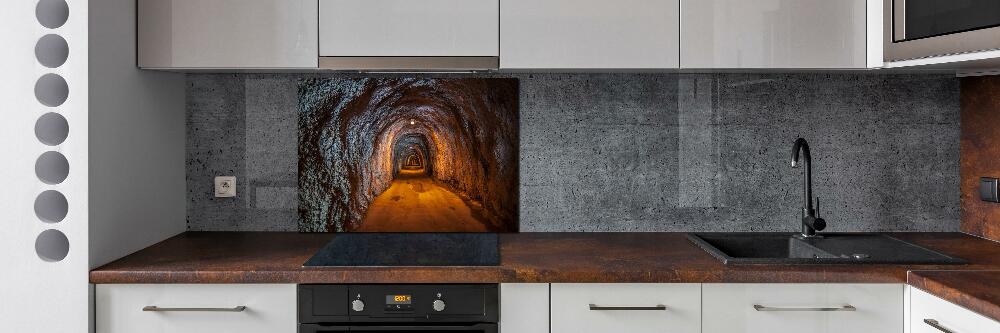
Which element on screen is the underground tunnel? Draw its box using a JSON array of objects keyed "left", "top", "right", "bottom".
[{"left": 298, "top": 78, "right": 519, "bottom": 232}]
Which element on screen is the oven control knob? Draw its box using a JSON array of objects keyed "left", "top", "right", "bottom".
[
  {"left": 351, "top": 299, "right": 365, "bottom": 312},
  {"left": 432, "top": 299, "right": 446, "bottom": 312}
]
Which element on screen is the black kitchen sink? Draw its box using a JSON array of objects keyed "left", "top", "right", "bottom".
[{"left": 687, "top": 233, "right": 966, "bottom": 265}]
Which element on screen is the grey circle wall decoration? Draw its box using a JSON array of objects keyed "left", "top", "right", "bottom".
[
  {"left": 35, "top": 229, "right": 70, "bottom": 262},
  {"left": 36, "top": 0, "right": 70, "bottom": 29},
  {"left": 34, "top": 73, "right": 69, "bottom": 107},
  {"left": 35, "top": 34, "right": 69, "bottom": 68},
  {"left": 34, "top": 190, "right": 68, "bottom": 223},
  {"left": 35, "top": 112, "right": 69, "bottom": 145},
  {"left": 35, "top": 151, "right": 70, "bottom": 184}
]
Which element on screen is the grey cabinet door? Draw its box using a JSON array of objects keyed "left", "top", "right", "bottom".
[
  {"left": 681, "top": 0, "right": 869, "bottom": 69},
  {"left": 138, "top": 0, "right": 318, "bottom": 69}
]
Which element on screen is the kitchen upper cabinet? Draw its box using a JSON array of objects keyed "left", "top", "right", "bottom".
[
  {"left": 680, "top": 0, "right": 869, "bottom": 68},
  {"left": 702, "top": 283, "right": 904, "bottom": 333},
  {"left": 910, "top": 287, "right": 1000, "bottom": 333},
  {"left": 319, "top": 0, "right": 499, "bottom": 58},
  {"left": 137, "top": 0, "right": 318, "bottom": 69},
  {"left": 500, "top": 0, "right": 680, "bottom": 69},
  {"left": 551, "top": 283, "right": 701, "bottom": 333},
  {"left": 96, "top": 284, "right": 297, "bottom": 333}
]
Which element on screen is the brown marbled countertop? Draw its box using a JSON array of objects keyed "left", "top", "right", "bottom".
[
  {"left": 908, "top": 270, "right": 1000, "bottom": 322},
  {"left": 91, "top": 232, "right": 1000, "bottom": 285},
  {"left": 89, "top": 232, "right": 1000, "bottom": 320}
]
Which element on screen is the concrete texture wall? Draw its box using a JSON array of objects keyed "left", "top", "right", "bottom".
[{"left": 186, "top": 73, "right": 960, "bottom": 232}]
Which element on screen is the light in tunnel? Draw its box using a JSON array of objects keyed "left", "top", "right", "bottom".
[{"left": 409, "top": 119, "right": 415, "bottom": 125}]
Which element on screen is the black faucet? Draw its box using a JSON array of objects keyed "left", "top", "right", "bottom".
[{"left": 791, "top": 138, "right": 826, "bottom": 238}]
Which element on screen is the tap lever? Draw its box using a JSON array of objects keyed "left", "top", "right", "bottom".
[{"left": 815, "top": 196, "right": 820, "bottom": 218}]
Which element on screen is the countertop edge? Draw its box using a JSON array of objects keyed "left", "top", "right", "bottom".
[{"left": 907, "top": 270, "right": 1000, "bottom": 323}]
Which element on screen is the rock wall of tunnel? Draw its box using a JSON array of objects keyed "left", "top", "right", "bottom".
[{"left": 299, "top": 78, "right": 519, "bottom": 232}]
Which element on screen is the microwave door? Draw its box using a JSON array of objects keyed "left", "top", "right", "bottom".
[
  {"left": 896, "top": 0, "right": 1000, "bottom": 42},
  {"left": 885, "top": 0, "right": 1000, "bottom": 61}
]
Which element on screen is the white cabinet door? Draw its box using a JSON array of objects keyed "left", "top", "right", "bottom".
[
  {"left": 500, "top": 283, "right": 549, "bottom": 333},
  {"left": 551, "top": 283, "right": 701, "bottom": 333},
  {"left": 137, "top": 0, "right": 318, "bottom": 68},
  {"left": 910, "top": 287, "right": 1000, "bottom": 333},
  {"left": 319, "top": 0, "right": 499, "bottom": 57},
  {"left": 501, "top": 0, "right": 680, "bottom": 69},
  {"left": 680, "top": 0, "right": 868, "bottom": 68},
  {"left": 702, "top": 283, "right": 904, "bottom": 333},
  {"left": 96, "top": 284, "right": 297, "bottom": 333}
]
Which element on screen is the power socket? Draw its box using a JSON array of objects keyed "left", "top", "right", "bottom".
[
  {"left": 215, "top": 176, "right": 236, "bottom": 198},
  {"left": 980, "top": 177, "right": 999, "bottom": 202}
]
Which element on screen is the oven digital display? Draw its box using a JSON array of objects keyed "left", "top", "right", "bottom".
[{"left": 386, "top": 295, "right": 412, "bottom": 305}]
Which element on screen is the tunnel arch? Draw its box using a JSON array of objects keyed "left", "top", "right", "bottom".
[
  {"left": 392, "top": 132, "right": 432, "bottom": 175},
  {"left": 299, "top": 78, "right": 519, "bottom": 232}
]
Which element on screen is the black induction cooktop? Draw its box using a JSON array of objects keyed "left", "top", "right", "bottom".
[{"left": 303, "top": 233, "right": 500, "bottom": 267}]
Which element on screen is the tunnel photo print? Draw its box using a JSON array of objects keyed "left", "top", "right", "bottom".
[{"left": 298, "top": 78, "right": 519, "bottom": 232}]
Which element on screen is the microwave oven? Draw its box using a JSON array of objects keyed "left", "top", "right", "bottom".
[{"left": 885, "top": 0, "right": 1000, "bottom": 62}]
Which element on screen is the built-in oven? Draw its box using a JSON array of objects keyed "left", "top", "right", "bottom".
[
  {"left": 885, "top": 0, "right": 1000, "bottom": 61},
  {"left": 298, "top": 284, "right": 498, "bottom": 333}
]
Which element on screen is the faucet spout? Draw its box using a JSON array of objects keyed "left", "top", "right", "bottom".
[{"left": 791, "top": 138, "right": 825, "bottom": 237}]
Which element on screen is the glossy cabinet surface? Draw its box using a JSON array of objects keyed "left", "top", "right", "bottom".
[
  {"left": 702, "top": 283, "right": 904, "bottom": 333},
  {"left": 137, "top": 0, "right": 318, "bottom": 69},
  {"left": 96, "top": 284, "right": 297, "bottom": 333},
  {"left": 499, "top": 283, "right": 549, "bottom": 333},
  {"left": 551, "top": 283, "right": 701, "bottom": 333},
  {"left": 910, "top": 287, "right": 1000, "bottom": 333},
  {"left": 500, "top": 0, "right": 680, "bottom": 69},
  {"left": 319, "top": 0, "right": 499, "bottom": 57},
  {"left": 680, "top": 0, "right": 868, "bottom": 68}
]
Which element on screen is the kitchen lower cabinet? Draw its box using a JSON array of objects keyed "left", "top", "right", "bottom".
[
  {"left": 702, "top": 283, "right": 904, "bottom": 333},
  {"left": 910, "top": 286, "right": 1000, "bottom": 333},
  {"left": 550, "top": 283, "right": 701, "bottom": 333},
  {"left": 500, "top": 283, "right": 549, "bottom": 333},
  {"left": 96, "top": 284, "right": 297, "bottom": 333}
]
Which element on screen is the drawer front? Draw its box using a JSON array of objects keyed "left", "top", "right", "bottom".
[
  {"left": 551, "top": 283, "right": 701, "bottom": 333},
  {"left": 96, "top": 284, "right": 296, "bottom": 333},
  {"left": 703, "top": 283, "right": 903, "bottom": 333},
  {"left": 910, "top": 287, "right": 1000, "bottom": 333}
]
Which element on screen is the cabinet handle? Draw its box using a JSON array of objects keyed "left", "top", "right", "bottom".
[
  {"left": 589, "top": 304, "right": 667, "bottom": 311},
  {"left": 753, "top": 304, "right": 856, "bottom": 312},
  {"left": 923, "top": 319, "right": 955, "bottom": 333},
  {"left": 142, "top": 306, "right": 247, "bottom": 312}
]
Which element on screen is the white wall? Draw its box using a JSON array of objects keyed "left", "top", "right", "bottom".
[
  {"left": 0, "top": 0, "right": 184, "bottom": 331},
  {"left": 88, "top": 0, "right": 186, "bottom": 270},
  {"left": 0, "top": 0, "right": 90, "bottom": 331}
]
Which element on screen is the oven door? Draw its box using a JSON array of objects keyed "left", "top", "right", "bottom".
[
  {"left": 885, "top": 0, "right": 1000, "bottom": 61},
  {"left": 300, "top": 323, "right": 498, "bottom": 333}
]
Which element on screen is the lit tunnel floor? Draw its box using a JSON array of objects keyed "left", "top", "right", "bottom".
[{"left": 356, "top": 169, "right": 495, "bottom": 232}]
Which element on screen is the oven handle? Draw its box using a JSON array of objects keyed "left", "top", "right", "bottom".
[
  {"left": 299, "top": 323, "right": 498, "bottom": 332},
  {"left": 350, "top": 323, "right": 497, "bottom": 331}
]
